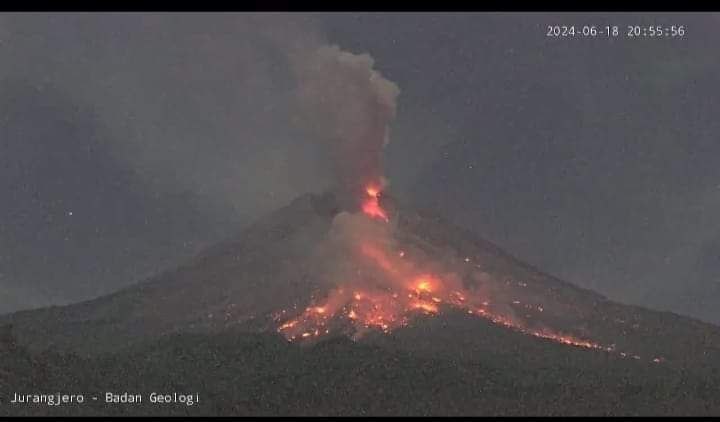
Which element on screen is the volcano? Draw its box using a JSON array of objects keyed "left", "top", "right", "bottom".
[{"left": 2, "top": 190, "right": 720, "bottom": 416}]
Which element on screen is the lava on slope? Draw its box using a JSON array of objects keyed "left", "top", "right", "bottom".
[
  {"left": 361, "top": 185, "right": 389, "bottom": 223},
  {"left": 274, "top": 186, "right": 663, "bottom": 363}
]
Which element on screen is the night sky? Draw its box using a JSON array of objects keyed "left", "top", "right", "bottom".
[{"left": 1, "top": 13, "right": 719, "bottom": 324}]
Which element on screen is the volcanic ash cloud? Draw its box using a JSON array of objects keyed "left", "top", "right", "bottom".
[{"left": 295, "top": 45, "right": 400, "bottom": 205}]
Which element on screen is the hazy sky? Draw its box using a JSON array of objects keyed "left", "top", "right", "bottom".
[{"left": 1, "top": 13, "right": 719, "bottom": 324}]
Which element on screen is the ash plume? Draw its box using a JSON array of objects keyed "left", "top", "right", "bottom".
[{"left": 293, "top": 45, "right": 401, "bottom": 209}]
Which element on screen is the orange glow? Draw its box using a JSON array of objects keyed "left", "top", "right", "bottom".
[
  {"left": 361, "top": 185, "right": 389, "bottom": 222},
  {"left": 452, "top": 291, "right": 466, "bottom": 302},
  {"left": 273, "top": 182, "right": 658, "bottom": 364},
  {"left": 279, "top": 320, "right": 298, "bottom": 330},
  {"left": 416, "top": 279, "right": 432, "bottom": 293},
  {"left": 411, "top": 301, "right": 438, "bottom": 313},
  {"left": 277, "top": 240, "right": 615, "bottom": 353}
]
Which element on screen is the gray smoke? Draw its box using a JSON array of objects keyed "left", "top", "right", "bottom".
[
  {"left": 293, "top": 45, "right": 400, "bottom": 202},
  {"left": 0, "top": 13, "right": 406, "bottom": 313}
]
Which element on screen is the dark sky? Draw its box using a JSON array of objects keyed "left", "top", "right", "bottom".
[{"left": 1, "top": 13, "right": 719, "bottom": 324}]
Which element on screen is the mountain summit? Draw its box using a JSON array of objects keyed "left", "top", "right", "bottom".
[{"left": 2, "top": 190, "right": 720, "bottom": 416}]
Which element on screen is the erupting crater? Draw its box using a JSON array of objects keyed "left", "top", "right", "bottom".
[
  {"left": 361, "top": 185, "right": 389, "bottom": 222},
  {"left": 273, "top": 185, "right": 663, "bottom": 363}
]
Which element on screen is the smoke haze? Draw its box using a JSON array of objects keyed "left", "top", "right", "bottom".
[
  {"left": 2, "top": 12, "right": 720, "bottom": 327},
  {"left": 294, "top": 45, "right": 400, "bottom": 199}
]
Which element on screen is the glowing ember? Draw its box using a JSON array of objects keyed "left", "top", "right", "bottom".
[
  {"left": 415, "top": 279, "right": 432, "bottom": 293},
  {"left": 366, "top": 186, "right": 380, "bottom": 197},
  {"left": 273, "top": 184, "right": 658, "bottom": 364},
  {"left": 361, "top": 185, "right": 389, "bottom": 222},
  {"left": 279, "top": 320, "right": 298, "bottom": 330},
  {"left": 277, "top": 268, "right": 622, "bottom": 355},
  {"left": 411, "top": 301, "right": 439, "bottom": 313}
]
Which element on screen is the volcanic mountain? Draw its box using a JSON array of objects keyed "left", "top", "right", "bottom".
[{"left": 2, "top": 190, "right": 720, "bottom": 416}]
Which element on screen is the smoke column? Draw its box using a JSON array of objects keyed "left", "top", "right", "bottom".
[{"left": 294, "top": 45, "right": 400, "bottom": 209}]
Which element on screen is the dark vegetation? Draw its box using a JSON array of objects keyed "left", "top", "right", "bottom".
[
  {"left": 1, "top": 316, "right": 719, "bottom": 416},
  {"left": 2, "top": 192, "right": 720, "bottom": 416}
]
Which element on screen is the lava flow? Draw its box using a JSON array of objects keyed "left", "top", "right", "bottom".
[
  {"left": 361, "top": 185, "right": 389, "bottom": 222},
  {"left": 275, "top": 185, "right": 659, "bottom": 362}
]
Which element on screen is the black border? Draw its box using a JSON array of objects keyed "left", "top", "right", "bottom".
[
  {"left": 0, "top": 2, "right": 719, "bottom": 12},
  {"left": 1, "top": 4, "right": 718, "bottom": 421}
]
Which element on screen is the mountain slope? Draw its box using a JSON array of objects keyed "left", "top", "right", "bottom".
[
  {"left": 1, "top": 319, "right": 719, "bottom": 416},
  {"left": 0, "top": 192, "right": 338, "bottom": 355},
  {"left": 2, "top": 191, "right": 720, "bottom": 416},
  {"left": 3, "top": 191, "right": 719, "bottom": 366}
]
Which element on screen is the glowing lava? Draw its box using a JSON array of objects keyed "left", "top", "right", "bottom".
[
  {"left": 415, "top": 278, "right": 433, "bottom": 293},
  {"left": 275, "top": 184, "right": 658, "bottom": 362},
  {"left": 361, "top": 185, "right": 389, "bottom": 222}
]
